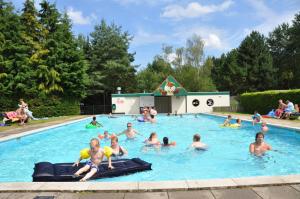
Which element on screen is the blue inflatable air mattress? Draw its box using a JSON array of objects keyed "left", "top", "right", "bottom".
[{"left": 32, "top": 158, "right": 152, "bottom": 182}]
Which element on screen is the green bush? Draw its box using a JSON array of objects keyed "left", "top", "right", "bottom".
[
  {"left": 240, "top": 89, "right": 300, "bottom": 114},
  {"left": 0, "top": 96, "right": 80, "bottom": 117}
]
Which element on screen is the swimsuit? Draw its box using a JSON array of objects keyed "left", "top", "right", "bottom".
[{"left": 85, "top": 160, "right": 99, "bottom": 172}]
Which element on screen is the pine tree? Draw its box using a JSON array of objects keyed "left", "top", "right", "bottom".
[{"left": 237, "top": 31, "right": 276, "bottom": 93}]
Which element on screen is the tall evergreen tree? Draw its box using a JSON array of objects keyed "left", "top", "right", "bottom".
[
  {"left": 237, "top": 31, "right": 276, "bottom": 93},
  {"left": 89, "top": 20, "right": 136, "bottom": 93}
]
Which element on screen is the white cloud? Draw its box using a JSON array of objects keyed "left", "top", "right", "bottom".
[
  {"left": 114, "top": 0, "right": 173, "bottom": 6},
  {"left": 245, "top": 0, "right": 296, "bottom": 35},
  {"left": 66, "top": 7, "right": 96, "bottom": 25},
  {"left": 132, "top": 30, "right": 169, "bottom": 46},
  {"left": 161, "top": 0, "right": 234, "bottom": 20}
]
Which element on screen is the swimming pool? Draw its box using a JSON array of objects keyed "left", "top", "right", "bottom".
[{"left": 1, "top": 114, "right": 300, "bottom": 182}]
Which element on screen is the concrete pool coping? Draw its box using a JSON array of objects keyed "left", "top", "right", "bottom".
[
  {"left": 0, "top": 113, "right": 300, "bottom": 192},
  {"left": 1, "top": 175, "right": 300, "bottom": 192}
]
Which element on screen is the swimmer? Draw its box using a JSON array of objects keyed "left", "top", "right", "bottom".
[
  {"left": 111, "top": 136, "right": 127, "bottom": 157},
  {"left": 252, "top": 111, "right": 262, "bottom": 125},
  {"left": 162, "top": 137, "right": 176, "bottom": 147},
  {"left": 145, "top": 132, "right": 161, "bottom": 146},
  {"left": 73, "top": 138, "right": 113, "bottom": 181},
  {"left": 249, "top": 132, "right": 272, "bottom": 156},
  {"left": 191, "top": 134, "right": 207, "bottom": 150},
  {"left": 235, "top": 118, "right": 242, "bottom": 127},
  {"left": 90, "top": 116, "right": 103, "bottom": 127},
  {"left": 117, "top": 122, "right": 141, "bottom": 139},
  {"left": 261, "top": 121, "right": 269, "bottom": 133},
  {"left": 223, "top": 115, "right": 232, "bottom": 126},
  {"left": 98, "top": 131, "right": 111, "bottom": 140}
]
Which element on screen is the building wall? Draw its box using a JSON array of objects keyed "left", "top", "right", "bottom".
[
  {"left": 112, "top": 97, "right": 140, "bottom": 114},
  {"left": 187, "top": 95, "right": 230, "bottom": 113},
  {"left": 171, "top": 96, "right": 186, "bottom": 114}
]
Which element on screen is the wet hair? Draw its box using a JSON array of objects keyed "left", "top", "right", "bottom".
[
  {"left": 255, "top": 132, "right": 264, "bottom": 140},
  {"left": 163, "top": 137, "right": 169, "bottom": 145},
  {"left": 228, "top": 115, "right": 232, "bottom": 119},
  {"left": 193, "top": 134, "right": 200, "bottom": 142},
  {"left": 149, "top": 132, "right": 156, "bottom": 141},
  {"left": 93, "top": 116, "right": 96, "bottom": 120},
  {"left": 236, "top": 118, "right": 241, "bottom": 123}
]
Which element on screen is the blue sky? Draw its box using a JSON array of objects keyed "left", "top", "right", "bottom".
[{"left": 11, "top": 0, "right": 300, "bottom": 69}]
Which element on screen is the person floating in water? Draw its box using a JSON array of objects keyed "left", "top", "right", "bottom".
[
  {"left": 191, "top": 134, "right": 207, "bottom": 150},
  {"left": 249, "top": 132, "right": 272, "bottom": 156},
  {"left": 117, "top": 122, "right": 140, "bottom": 139},
  {"left": 90, "top": 116, "right": 103, "bottom": 127}
]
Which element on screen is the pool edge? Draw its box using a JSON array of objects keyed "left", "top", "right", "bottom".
[{"left": 0, "top": 175, "right": 300, "bottom": 192}]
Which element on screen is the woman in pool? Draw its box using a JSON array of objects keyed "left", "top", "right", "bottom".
[
  {"left": 145, "top": 132, "right": 160, "bottom": 146},
  {"left": 111, "top": 136, "right": 127, "bottom": 157},
  {"left": 249, "top": 132, "right": 272, "bottom": 156}
]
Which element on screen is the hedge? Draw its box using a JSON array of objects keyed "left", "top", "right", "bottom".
[
  {"left": 0, "top": 95, "right": 80, "bottom": 117},
  {"left": 240, "top": 89, "right": 300, "bottom": 114}
]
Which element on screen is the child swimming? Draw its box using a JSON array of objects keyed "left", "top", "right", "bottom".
[
  {"left": 90, "top": 116, "right": 103, "bottom": 127},
  {"left": 252, "top": 111, "right": 262, "bottom": 125},
  {"left": 145, "top": 132, "right": 161, "bottom": 146},
  {"left": 73, "top": 138, "right": 113, "bottom": 181},
  {"left": 162, "top": 137, "right": 176, "bottom": 147},
  {"left": 261, "top": 121, "right": 269, "bottom": 133},
  {"left": 223, "top": 115, "right": 232, "bottom": 126}
]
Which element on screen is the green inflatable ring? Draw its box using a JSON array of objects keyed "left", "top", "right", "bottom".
[{"left": 85, "top": 124, "right": 100, "bottom": 129}]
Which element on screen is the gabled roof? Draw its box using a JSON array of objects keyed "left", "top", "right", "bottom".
[{"left": 153, "top": 75, "right": 188, "bottom": 96}]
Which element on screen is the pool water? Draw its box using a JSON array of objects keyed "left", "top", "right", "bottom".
[{"left": 1, "top": 114, "right": 300, "bottom": 182}]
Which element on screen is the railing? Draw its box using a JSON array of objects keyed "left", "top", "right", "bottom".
[{"left": 80, "top": 105, "right": 112, "bottom": 115}]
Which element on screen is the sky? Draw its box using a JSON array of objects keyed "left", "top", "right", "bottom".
[{"left": 11, "top": 0, "right": 300, "bottom": 69}]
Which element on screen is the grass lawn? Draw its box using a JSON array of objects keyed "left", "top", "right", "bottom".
[{"left": 0, "top": 115, "right": 86, "bottom": 132}]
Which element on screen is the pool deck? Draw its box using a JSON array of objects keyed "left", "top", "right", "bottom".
[{"left": 1, "top": 113, "right": 300, "bottom": 197}]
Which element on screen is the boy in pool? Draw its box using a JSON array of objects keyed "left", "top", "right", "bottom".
[
  {"left": 90, "top": 116, "right": 103, "bottom": 127},
  {"left": 191, "top": 134, "right": 207, "bottom": 150},
  {"left": 73, "top": 138, "right": 113, "bottom": 181},
  {"left": 223, "top": 115, "right": 232, "bottom": 126}
]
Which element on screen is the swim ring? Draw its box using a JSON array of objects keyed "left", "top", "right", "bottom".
[{"left": 85, "top": 124, "right": 100, "bottom": 129}]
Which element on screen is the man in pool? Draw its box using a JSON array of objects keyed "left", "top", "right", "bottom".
[
  {"left": 117, "top": 122, "right": 140, "bottom": 139},
  {"left": 249, "top": 132, "right": 272, "bottom": 156},
  {"left": 73, "top": 138, "right": 113, "bottom": 181},
  {"left": 191, "top": 134, "right": 207, "bottom": 150}
]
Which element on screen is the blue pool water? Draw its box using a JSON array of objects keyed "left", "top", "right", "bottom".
[{"left": 1, "top": 114, "right": 300, "bottom": 182}]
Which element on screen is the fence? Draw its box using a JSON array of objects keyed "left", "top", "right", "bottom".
[{"left": 80, "top": 105, "right": 112, "bottom": 115}]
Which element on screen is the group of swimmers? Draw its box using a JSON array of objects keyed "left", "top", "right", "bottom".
[
  {"left": 75, "top": 113, "right": 273, "bottom": 181},
  {"left": 222, "top": 114, "right": 272, "bottom": 155}
]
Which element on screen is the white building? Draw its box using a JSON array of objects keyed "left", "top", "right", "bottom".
[{"left": 112, "top": 75, "right": 230, "bottom": 114}]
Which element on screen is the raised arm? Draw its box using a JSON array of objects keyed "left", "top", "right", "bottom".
[{"left": 249, "top": 143, "right": 255, "bottom": 153}]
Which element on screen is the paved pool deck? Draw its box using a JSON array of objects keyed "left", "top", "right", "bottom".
[{"left": 1, "top": 113, "right": 300, "bottom": 197}]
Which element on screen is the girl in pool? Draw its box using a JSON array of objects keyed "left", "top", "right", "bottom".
[
  {"left": 145, "top": 132, "right": 161, "bottom": 146},
  {"left": 191, "top": 134, "right": 207, "bottom": 150},
  {"left": 249, "top": 132, "right": 272, "bottom": 156}
]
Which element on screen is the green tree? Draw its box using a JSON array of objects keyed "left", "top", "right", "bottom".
[
  {"left": 237, "top": 31, "right": 276, "bottom": 93},
  {"left": 89, "top": 20, "right": 136, "bottom": 93}
]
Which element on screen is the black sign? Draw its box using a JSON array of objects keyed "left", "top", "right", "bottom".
[
  {"left": 207, "top": 99, "right": 214, "bottom": 106},
  {"left": 192, "top": 99, "right": 200, "bottom": 107}
]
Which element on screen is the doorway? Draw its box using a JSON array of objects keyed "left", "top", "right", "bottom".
[{"left": 154, "top": 96, "right": 172, "bottom": 113}]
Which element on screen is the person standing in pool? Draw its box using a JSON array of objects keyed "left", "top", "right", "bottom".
[
  {"left": 191, "top": 134, "right": 207, "bottom": 150},
  {"left": 162, "top": 137, "right": 176, "bottom": 147},
  {"left": 117, "top": 122, "right": 140, "bottom": 139},
  {"left": 111, "top": 136, "right": 127, "bottom": 157},
  {"left": 249, "top": 132, "right": 272, "bottom": 156}
]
